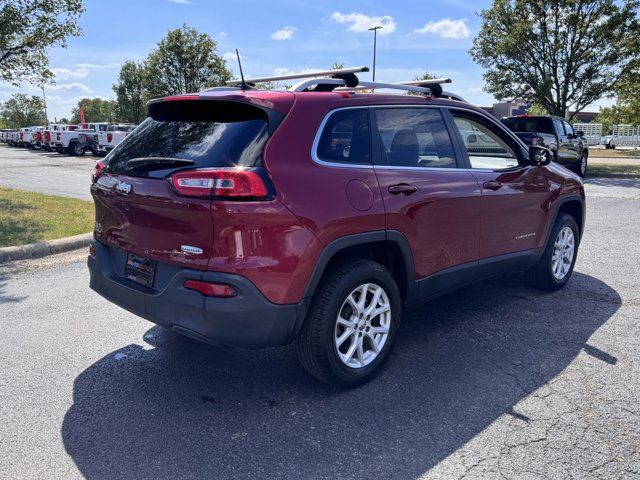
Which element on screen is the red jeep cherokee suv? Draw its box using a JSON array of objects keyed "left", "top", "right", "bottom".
[{"left": 88, "top": 78, "right": 585, "bottom": 387}]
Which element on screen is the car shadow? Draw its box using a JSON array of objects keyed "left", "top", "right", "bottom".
[{"left": 61, "top": 271, "right": 620, "bottom": 479}]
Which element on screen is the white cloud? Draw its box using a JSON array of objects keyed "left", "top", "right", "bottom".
[
  {"left": 413, "top": 18, "right": 470, "bottom": 40},
  {"left": 219, "top": 31, "right": 228, "bottom": 37},
  {"left": 48, "top": 82, "right": 94, "bottom": 94},
  {"left": 330, "top": 12, "right": 396, "bottom": 34},
  {"left": 222, "top": 51, "right": 246, "bottom": 62},
  {"left": 168, "top": 0, "right": 191, "bottom": 4},
  {"left": 271, "top": 26, "right": 297, "bottom": 40}
]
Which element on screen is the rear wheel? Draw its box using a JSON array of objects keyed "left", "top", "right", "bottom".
[
  {"left": 69, "top": 142, "right": 85, "bottom": 156},
  {"left": 296, "top": 259, "right": 400, "bottom": 387},
  {"left": 526, "top": 213, "right": 579, "bottom": 291},
  {"left": 573, "top": 153, "right": 587, "bottom": 177}
]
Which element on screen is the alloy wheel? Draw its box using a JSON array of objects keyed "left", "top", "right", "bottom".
[
  {"left": 552, "top": 226, "right": 575, "bottom": 280},
  {"left": 334, "top": 283, "right": 391, "bottom": 369}
]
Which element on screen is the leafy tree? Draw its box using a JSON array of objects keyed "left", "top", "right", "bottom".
[
  {"left": 0, "top": 93, "right": 46, "bottom": 127},
  {"left": 0, "top": 118, "right": 7, "bottom": 129},
  {"left": 143, "top": 25, "right": 231, "bottom": 98},
  {"left": 471, "top": 0, "right": 640, "bottom": 119},
  {"left": 113, "top": 60, "right": 147, "bottom": 124},
  {"left": 0, "top": 0, "right": 84, "bottom": 85},
  {"left": 413, "top": 71, "right": 438, "bottom": 81},
  {"left": 70, "top": 98, "right": 117, "bottom": 124},
  {"left": 526, "top": 103, "right": 550, "bottom": 115},
  {"left": 597, "top": 67, "right": 640, "bottom": 131}
]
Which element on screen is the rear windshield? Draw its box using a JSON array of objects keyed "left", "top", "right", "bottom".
[
  {"left": 501, "top": 117, "right": 553, "bottom": 134},
  {"left": 104, "top": 102, "right": 269, "bottom": 178}
]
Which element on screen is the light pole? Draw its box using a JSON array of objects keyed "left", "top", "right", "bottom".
[
  {"left": 368, "top": 25, "right": 383, "bottom": 83},
  {"left": 41, "top": 85, "right": 48, "bottom": 125}
]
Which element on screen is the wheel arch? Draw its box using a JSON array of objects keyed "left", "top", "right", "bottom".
[{"left": 302, "top": 231, "right": 417, "bottom": 306}]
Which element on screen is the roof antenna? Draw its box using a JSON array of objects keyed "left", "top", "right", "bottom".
[{"left": 236, "top": 48, "right": 248, "bottom": 90}]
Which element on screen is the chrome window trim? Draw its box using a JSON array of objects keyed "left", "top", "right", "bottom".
[
  {"left": 310, "top": 104, "right": 529, "bottom": 174},
  {"left": 311, "top": 106, "right": 374, "bottom": 169}
]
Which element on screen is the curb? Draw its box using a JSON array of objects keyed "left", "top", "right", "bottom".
[{"left": 0, "top": 233, "right": 92, "bottom": 263}]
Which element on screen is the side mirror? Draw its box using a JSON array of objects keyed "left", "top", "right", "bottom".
[
  {"left": 467, "top": 134, "right": 478, "bottom": 144},
  {"left": 529, "top": 146, "right": 553, "bottom": 166},
  {"left": 576, "top": 130, "right": 584, "bottom": 138}
]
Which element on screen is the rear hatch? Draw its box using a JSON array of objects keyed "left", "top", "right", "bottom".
[{"left": 91, "top": 94, "right": 291, "bottom": 271}]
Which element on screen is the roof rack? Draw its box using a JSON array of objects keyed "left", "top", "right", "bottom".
[
  {"left": 225, "top": 65, "right": 464, "bottom": 100},
  {"left": 226, "top": 66, "right": 369, "bottom": 89}
]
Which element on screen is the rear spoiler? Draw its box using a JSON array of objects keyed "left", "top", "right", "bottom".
[{"left": 146, "top": 95, "right": 290, "bottom": 135}]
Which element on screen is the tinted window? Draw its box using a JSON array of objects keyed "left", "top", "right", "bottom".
[
  {"left": 554, "top": 119, "right": 566, "bottom": 136},
  {"left": 562, "top": 121, "right": 574, "bottom": 137},
  {"left": 373, "top": 108, "right": 456, "bottom": 168},
  {"left": 501, "top": 117, "right": 553, "bottom": 134},
  {"left": 452, "top": 114, "right": 519, "bottom": 170},
  {"left": 105, "top": 117, "right": 269, "bottom": 178},
  {"left": 317, "top": 109, "right": 370, "bottom": 165}
]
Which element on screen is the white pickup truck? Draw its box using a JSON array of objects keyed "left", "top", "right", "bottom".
[
  {"left": 96, "top": 124, "right": 135, "bottom": 156},
  {"left": 43, "top": 124, "right": 76, "bottom": 151},
  {"left": 17, "top": 127, "right": 33, "bottom": 147},
  {"left": 54, "top": 123, "right": 108, "bottom": 156}
]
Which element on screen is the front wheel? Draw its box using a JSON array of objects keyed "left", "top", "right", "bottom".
[
  {"left": 526, "top": 213, "right": 579, "bottom": 291},
  {"left": 296, "top": 259, "right": 401, "bottom": 387}
]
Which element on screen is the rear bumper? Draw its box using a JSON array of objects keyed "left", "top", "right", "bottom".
[{"left": 88, "top": 239, "right": 302, "bottom": 349}]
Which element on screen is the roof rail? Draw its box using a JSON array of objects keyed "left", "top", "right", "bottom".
[
  {"left": 226, "top": 66, "right": 369, "bottom": 87},
  {"left": 225, "top": 66, "right": 465, "bottom": 101}
]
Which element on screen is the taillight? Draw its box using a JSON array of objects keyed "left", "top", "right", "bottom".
[
  {"left": 184, "top": 280, "right": 236, "bottom": 297},
  {"left": 91, "top": 161, "right": 105, "bottom": 183},
  {"left": 169, "top": 168, "right": 270, "bottom": 199},
  {"left": 20, "top": 133, "right": 23, "bottom": 139},
  {"left": 57, "top": 132, "right": 61, "bottom": 141},
  {"left": 107, "top": 133, "right": 113, "bottom": 143},
  {"left": 45, "top": 131, "right": 51, "bottom": 141}
]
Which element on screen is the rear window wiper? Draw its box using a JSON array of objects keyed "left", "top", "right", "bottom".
[
  {"left": 125, "top": 157, "right": 195, "bottom": 166},
  {"left": 123, "top": 157, "right": 196, "bottom": 172}
]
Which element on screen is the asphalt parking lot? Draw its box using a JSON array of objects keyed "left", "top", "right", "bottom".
[
  {"left": 0, "top": 145, "right": 639, "bottom": 479},
  {"left": 0, "top": 146, "right": 96, "bottom": 200}
]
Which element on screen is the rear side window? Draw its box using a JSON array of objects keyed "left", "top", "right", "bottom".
[
  {"left": 104, "top": 101, "right": 269, "bottom": 178},
  {"left": 316, "top": 109, "right": 371, "bottom": 165},
  {"left": 373, "top": 108, "right": 456, "bottom": 168}
]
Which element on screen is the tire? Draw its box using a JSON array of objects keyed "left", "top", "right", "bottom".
[
  {"left": 69, "top": 142, "right": 85, "bottom": 156},
  {"left": 91, "top": 148, "right": 99, "bottom": 157},
  {"left": 526, "top": 212, "right": 579, "bottom": 291},
  {"left": 296, "top": 259, "right": 401, "bottom": 387},
  {"left": 572, "top": 153, "right": 588, "bottom": 177}
]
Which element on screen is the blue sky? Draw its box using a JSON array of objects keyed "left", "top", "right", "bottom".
[{"left": 0, "top": 0, "right": 611, "bottom": 120}]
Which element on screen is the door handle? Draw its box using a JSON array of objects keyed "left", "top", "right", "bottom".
[
  {"left": 483, "top": 181, "right": 503, "bottom": 191},
  {"left": 388, "top": 184, "right": 418, "bottom": 196}
]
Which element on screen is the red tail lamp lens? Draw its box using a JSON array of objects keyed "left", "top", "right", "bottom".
[
  {"left": 170, "top": 168, "right": 268, "bottom": 199},
  {"left": 184, "top": 280, "right": 236, "bottom": 298},
  {"left": 107, "top": 133, "right": 113, "bottom": 142},
  {"left": 91, "top": 161, "right": 105, "bottom": 183}
]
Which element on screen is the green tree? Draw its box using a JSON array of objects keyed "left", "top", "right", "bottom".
[
  {"left": 143, "top": 25, "right": 231, "bottom": 98},
  {"left": 113, "top": 60, "right": 147, "bottom": 124},
  {"left": 0, "top": 93, "right": 46, "bottom": 127},
  {"left": 526, "top": 103, "right": 550, "bottom": 115},
  {"left": 413, "top": 71, "right": 438, "bottom": 81},
  {"left": 0, "top": 0, "right": 84, "bottom": 85},
  {"left": 471, "top": 0, "right": 640, "bottom": 119},
  {"left": 70, "top": 98, "right": 117, "bottom": 124}
]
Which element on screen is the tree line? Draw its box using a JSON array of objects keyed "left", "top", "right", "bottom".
[{"left": 1, "top": 0, "right": 639, "bottom": 129}]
